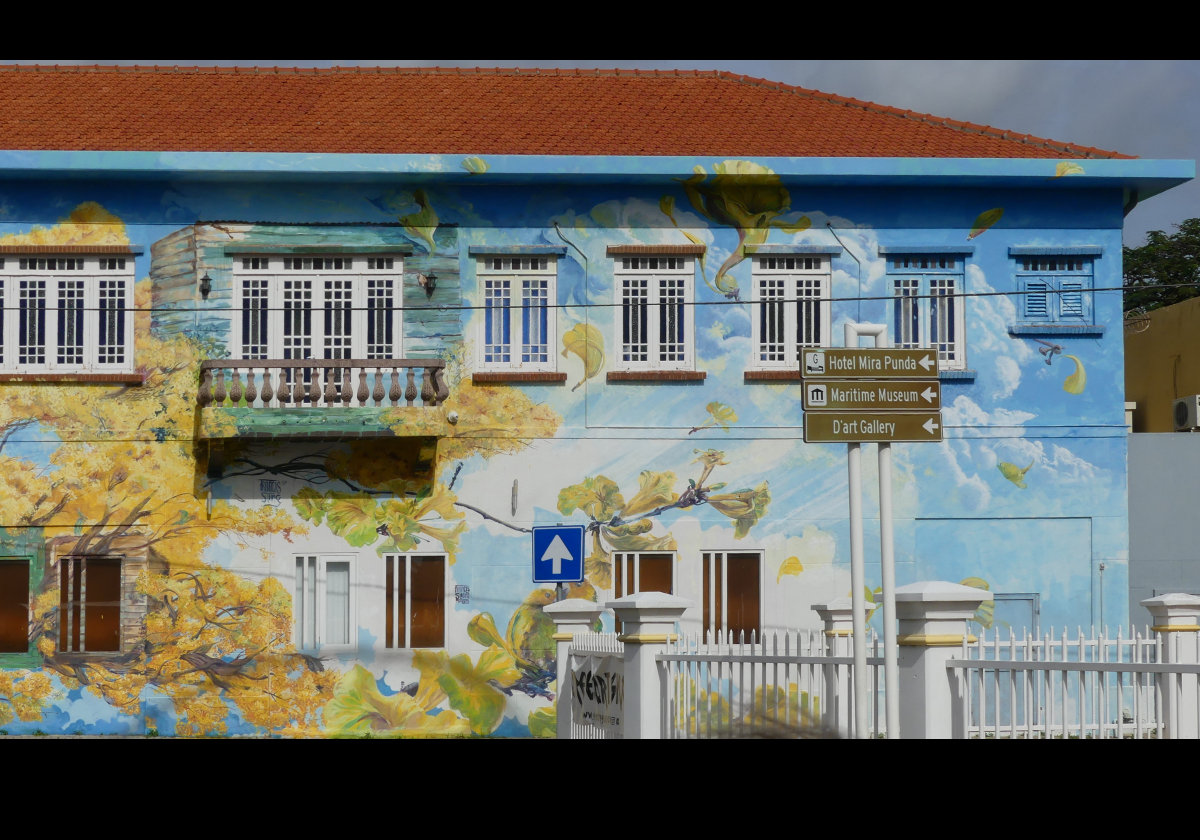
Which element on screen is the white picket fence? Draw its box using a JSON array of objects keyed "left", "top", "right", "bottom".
[
  {"left": 949, "top": 626, "right": 1200, "bottom": 739},
  {"left": 547, "top": 588, "right": 1200, "bottom": 739},
  {"left": 660, "top": 629, "right": 883, "bottom": 739}
]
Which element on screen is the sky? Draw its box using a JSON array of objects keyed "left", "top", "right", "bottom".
[{"left": 40, "top": 59, "right": 1200, "bottom": 247}]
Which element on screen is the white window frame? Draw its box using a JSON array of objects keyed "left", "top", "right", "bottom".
[
  {"left": 382, "top": 553, "right": 447, "bottom": 649},
  {"left": 613, "top": 255, "right": 695, "bottom": 372},
  {"left": 612, "top": 551, "right": 676, "bottom": 598},
  {"left": 750, "top": 255, "right": 832, "bottom": 369},
  {"left": 887, "top": 254, "right": 967, "bottom": 371},
  {"left": 293, "top": 554, "right": 355, "bottom": 652},
  {"left": 231, "top": 254, "right": 404, "bottom": 363},
  {"left": 1016, "top": 255, "right": 1094, "bottom": 324},
  {"left": 0, "top": 255, "right": 135, "bottom": 373},
  {"left": 476, "top": 255, "right": 557, "bottom": 372}
]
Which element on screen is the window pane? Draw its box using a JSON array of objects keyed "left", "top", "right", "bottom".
[
  {"left": 0, "top": 560, "right": 29, "bottom": 653},
  {"left": 725, "top": 553, "right": 760, "bottom": 637},
  {"left": 325, "top": 561, "right": 350, "bottom": 646},
  {"left": 410, "top": 556, "right": 444, "bottom": 648},
  {"left": 83, "top": 558, "right": 121, "bottom": 653}
]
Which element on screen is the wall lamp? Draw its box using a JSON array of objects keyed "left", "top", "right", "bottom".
[
  {"left": 199, "top": 273, "right": 213, "bottom": 300},
  {"left": 417, "top": 272, "right": 437, "bottom": 297}
]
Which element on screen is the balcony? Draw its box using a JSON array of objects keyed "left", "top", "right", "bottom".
[{"left": 197, "top": 359, "right": 450, "bottom": 439}]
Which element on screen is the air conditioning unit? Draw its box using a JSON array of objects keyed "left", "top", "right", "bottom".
[{"left": 1174, "top": 395, "right": 1200, "bottom": 431}]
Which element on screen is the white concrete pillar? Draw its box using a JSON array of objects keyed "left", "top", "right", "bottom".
[
  {"left": 813, "top": 595, "right": 875, "bottom": 737},
  {"left": 607, "top": 592, "right": 691, "bottom": 740},
  {"left": 543, "top": 598, "right": 605, "bottom": 740},
  {"left": 896, "top": 581, "right": 991, "bottom": 739},
  {"left": 1141, "top": 592, "right": 1200, "bottom": 739}
]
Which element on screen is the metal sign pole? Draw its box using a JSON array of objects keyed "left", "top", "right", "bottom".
[
  {"left": 847, "top": 439, "right": 868, "bottom": 738},
  {"left": 878, "top": 440, "right": 899, "bottom": 738}
]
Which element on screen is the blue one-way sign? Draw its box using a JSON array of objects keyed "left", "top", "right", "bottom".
[{"left": 532, "top": 525, "right": 585, "bottom": 583}]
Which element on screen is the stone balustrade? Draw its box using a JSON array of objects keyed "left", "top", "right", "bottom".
[{"left": 198, "top": 359, "right": 449, "bottom": 409}]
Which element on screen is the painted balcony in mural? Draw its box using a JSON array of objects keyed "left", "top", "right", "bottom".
[
  {"left": 151, "top": 221, "right": 460, "bottom": 439},
  {"left": 195, "top": 358, "right": 450, "bottom": 438}
]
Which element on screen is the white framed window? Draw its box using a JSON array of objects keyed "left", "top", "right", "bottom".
[
  {"left": 702, "top": 551, "right": 762, "bottom": 639},
  {"left": 293, "top": 554, "right": 355, "bottom": 651},
  {"left": 887, "top": 254, "right": 967, "bottom": 371},
  {"left": 383, "top": 554, "right": 446, "bottom": 649},
  {"left": 476, "top": 255, "right": 557, "bottom": 372},
  {"left": 1016, "top": 255, "right": 1094, "bottom": 323},
  {"left": 613, "top": 551, "right": 674, "bottom": 634},
  {"left": 751, "top": 255, "right": 831, "bottom": 369},
  {"left": 232, "top": 255, "right": 404, "bottom": 365},
  {"left": 0, "top": 255, "right": 134, "bottom": 373},
  {"left": 613, "top": 256, "right": 695, "bottom": 371}
]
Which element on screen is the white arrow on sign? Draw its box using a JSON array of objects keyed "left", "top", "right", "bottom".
[
  {"left": 540, "top": 534, "right": 573, "bottom": 575},
  {"left": 921, "top": 386, "right": 938, "bottom": 403},
  {"left": 919, "top": 354, "right": 936, "bottom": 371},
  {"left": 923, "top": 418, "right": 940, "bottom": 435}
]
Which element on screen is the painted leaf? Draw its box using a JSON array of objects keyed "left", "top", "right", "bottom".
[
  {"left": 622, "top": 470, "right": 679, "bottom": 517},
  {"left": 659, "top": 194, "right": 678, "bottom": 224},
  {"left": 561, "top": 322, "right": 605, "bottom": 391},
  {"left": 602, "top": 529, "right": 677, "bottom": 552},
  {"left": 968, "top": 207, "right": 1004, "bottom": 239},
  {"left": 705, "top": 401, "right": 738, "bottom": 430},
  {"left": 505, "top": 588, "right": 559, "bottom": 665},
  {"left": 292, "top": 486, "right": 328, "bottom": 526},
  {"left": 323, "top": 664, "right": 470, "bottom": 735},
  {"left": 998, "top": 460, "right": 1034, "bottom": 489},
  {"left": 585, "top": 535, "right": 612, "bottom": 590},
  {"left": 460, "top": 156, "right": 489, "bottom": 174},
  {"left": 1063, "top": 354, "right": 1087, "bottom": 394},
  {"left": 960, "top": 577, "right": 994, "bottom": 628},
  {"left": 528, "top": 706, "right": 556, "bottom": 738},
  {"left": 776, "top": 555, "right": 804, "bottom": 583},
  {"left": 398, "top": 189, "right": 438, "bottom": 255},
  {"left": 558, "top": 475, "right": 624, "bottom": 520},
  {"left": 1054, "top": 161, "right": 1085, "bottom": 178},
  {"left": 774, "top": 215, "right": 812, "bottom": 234},
  {"left": 436, "top": 647, "right": 523, "bottom": 735},
  {"left": 324, "top": 492, "right": 382, "bottom": 547},
  {"left": 707, "top": 480, "right": 770, "bottom": 539},
  {"left": 693, "top": 448, "right": 730, "bottom": 469},
  {"left": 605, "top": 519, "right": 654, "bottom": 538}
]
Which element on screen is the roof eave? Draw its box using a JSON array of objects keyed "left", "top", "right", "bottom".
[{"left": 0, "top": 150, "right": 1191, "bottom": 197}]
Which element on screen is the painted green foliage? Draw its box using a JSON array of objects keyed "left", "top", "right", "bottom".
[
  {"left": 673, "top": 160, "right": 811, "bottom": 299},
  {"left": 558, "top": 448, "right": 770, "bottom": 589}
]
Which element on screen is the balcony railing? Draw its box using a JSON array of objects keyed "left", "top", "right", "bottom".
[{"left": 198, "top": 359, "right": 449, "bottom": 409}]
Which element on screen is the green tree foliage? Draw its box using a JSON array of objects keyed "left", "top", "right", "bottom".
[{"left": 1123, "top": 218, "right": 1200, "bottom": 313}]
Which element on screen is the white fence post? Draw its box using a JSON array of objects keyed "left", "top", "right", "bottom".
[
  {"left": 543, "top": 598, "right": 606, "bottom": 740},
  {"left": 1141, "top": 592, "right": 1200, "bottom": 739},
  {"left": 608, "top": 592, "right": 692, "bottom": 740},
  {"left": 813, "top": 595, "right": 875, "bottom": 737},
  {"left": 896, "top": 581, "right": 991, "bottom": 739}
]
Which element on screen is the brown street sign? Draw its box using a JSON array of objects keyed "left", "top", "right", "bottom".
[
  {"left": 802, "top": 379, "right": 941, "bottom": 411},
  {"left": 804, "top": 411, "right": 943, "bottom": 443},
  {"left": 801, "top": 348, "right": 938, "bottom": 379}
]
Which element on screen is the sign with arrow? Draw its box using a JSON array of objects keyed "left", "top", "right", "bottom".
[
  {"left": 531, "top": 525, "right": 586, "bottom": 583},
  {"left": 802, "top": 348, "right": 938, "bottom": 379},
  {"left": 802, "top": 379, "right": 941, "bottom": 411},
  {"left": 804, "top": 411, "right": 943, "bottom": 443}
]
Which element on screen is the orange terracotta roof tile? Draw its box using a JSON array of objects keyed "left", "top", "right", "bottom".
[{"left": 0, "top": 65, "right": 1133, "bottom": 159}]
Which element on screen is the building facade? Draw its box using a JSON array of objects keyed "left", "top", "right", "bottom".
[{"left": 0, "top": 67, "right": 1191, "bottom": 736}]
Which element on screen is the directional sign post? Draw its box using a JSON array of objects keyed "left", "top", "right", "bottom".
[
  {"left": 532, "top": 525, "right": 585, "bottom": 584},
  {"left": 802, "top": 348, "right": 938, "bottom": 379},
  {"left": 803, "top": 411, "right": 942, "bottom": 443},
  {"left": 802, "top": 379, "right": 940, "bottom": 411}
]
